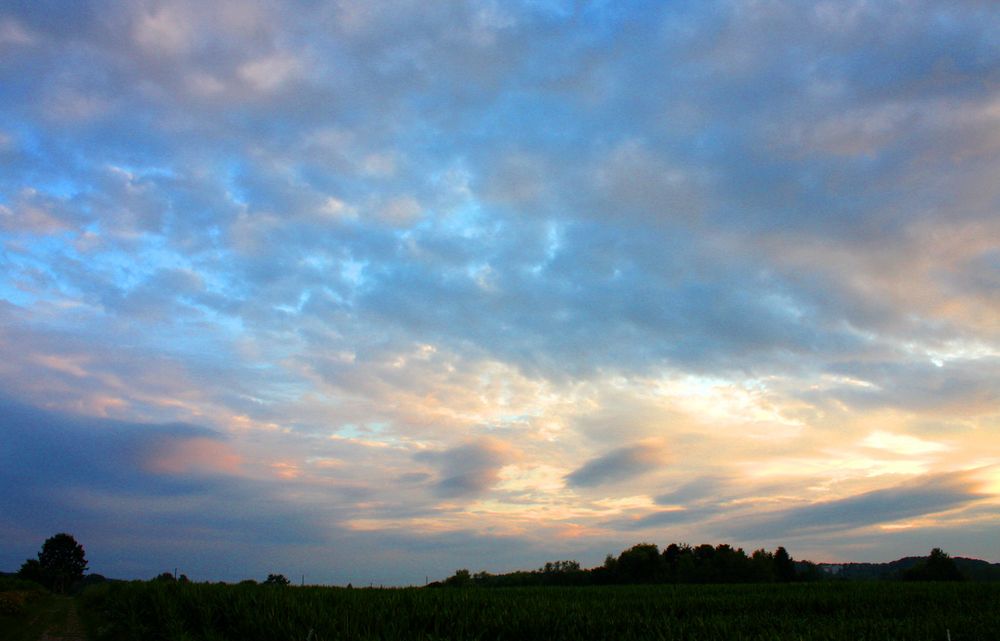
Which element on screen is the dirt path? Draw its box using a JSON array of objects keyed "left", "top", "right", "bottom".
[{"left": 38, "top": 597, "right": 87, "bottom": 641}]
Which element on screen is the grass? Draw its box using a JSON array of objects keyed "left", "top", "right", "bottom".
[
  {"left": 0, "top": 581, "right": 69, "bottom": 641},
  {"left": 80, "top": 580, "right": 1000, "bottom": 641}
]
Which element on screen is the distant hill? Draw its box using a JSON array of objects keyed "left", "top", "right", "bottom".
[{"left": 817, "top": 556, "right": 1000, "bottom": 581}]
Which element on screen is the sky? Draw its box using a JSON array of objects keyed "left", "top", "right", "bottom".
[{"left": 1, "top": 0, "right": 999, "bottom": 586}]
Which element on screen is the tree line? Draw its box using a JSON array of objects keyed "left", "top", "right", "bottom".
[
  {"left": 439, "top": 542, "right": 965, "bottom": 587},
  {"left": 12, "top": 533, "right": 969, "bottom": 590}
]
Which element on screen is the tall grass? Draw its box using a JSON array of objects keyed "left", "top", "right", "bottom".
[{"left": 83, "top": 580, "right": 1000, "bottom": 641}]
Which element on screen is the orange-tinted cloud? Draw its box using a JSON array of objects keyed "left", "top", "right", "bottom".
[{"left": 147, "top": 437, "right": 242, "bottom": 476}]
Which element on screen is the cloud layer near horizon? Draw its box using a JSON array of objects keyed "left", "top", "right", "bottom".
[{"left": 1, "top": 0, "right": 999, "bottom": 583}]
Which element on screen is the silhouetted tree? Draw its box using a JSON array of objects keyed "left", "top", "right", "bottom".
[
  {"left": 444, "top": 569, "right": 471, "bottom": 587},
  {"left": 590, "top": 554, "right": 618, "bottom": 584},
  {"left": 602, "top": 553, "right": 618, "bottom": 576},
  {"left": 538, "top": 560, "right": 584, "bottom": 586},
  {"left": 903, "top": 548, "right": 964, "bottom": 581},
  {"left": 774, "top": 546, "right": 796, "bottom": 582},
  {"left": 542, "top": 560, "right": 581, "bottom": 574},
  {"left": 432, "top": 541, "right": 829, "bottom": 587},
  {"left": 618, "top": 543, "right": 662, "bottom": 583},
  {"left": 155, "top": 572, "right": 176, "bottom": 582},
  {"left": 691, "top": 544, "right": 717, "bottom": 582},
  {"left": 711, "top": 544, "right": 753, "bottom": 582},
  {"left": 22, "top": 533, "right": 87, "bottom": 593},
  {"left": 17, "top": 558, "right": 43, "bottom": 584},
  {"left": 662, "top": 543, "right": 697, "bottom": 582},
  {"left": 794, "top": 560, "right": 824, "bottom": 582},
  {"left": 750, "top": 548, "right": 775, "bottom": 582},
  {"left": 264, "top": 573, "right": 291, "bottom": 586},
  {"left": 662, "top": 543, "right": 682, "bottom": 565}
]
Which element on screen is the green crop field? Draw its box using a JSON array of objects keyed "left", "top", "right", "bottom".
[{"left": 80, "top": 580, "right": 1000, "bottom": 641}]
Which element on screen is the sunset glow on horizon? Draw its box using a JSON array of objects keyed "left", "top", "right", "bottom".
[{"left": 2, "top": 0, "right": 999, "bottom": 585}]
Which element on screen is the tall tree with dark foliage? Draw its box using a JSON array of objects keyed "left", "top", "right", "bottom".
[{"left": 19, "top": 533, "right": 88, "bottom": 593}]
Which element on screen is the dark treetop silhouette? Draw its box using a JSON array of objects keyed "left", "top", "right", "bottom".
[
  {"left": 18, "top": 532, "right": 88, "bottom": 593},
  {"left": 438, "top": 542, "right": 980, "bottom": 587}
]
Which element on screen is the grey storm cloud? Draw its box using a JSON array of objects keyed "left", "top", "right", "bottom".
[{"left": 565, "top": 442, "right": 666, "bottom": 488}]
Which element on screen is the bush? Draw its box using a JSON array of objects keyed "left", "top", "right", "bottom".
[
  {"left": 0, "top": 591, "right": 28, "bottom": 615},
  {"left": 0, "top": 584, "right": 46, "bottom": 616}
]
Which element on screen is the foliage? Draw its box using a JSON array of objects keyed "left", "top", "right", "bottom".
[
  {"left": 16, "top": 560, "right": 43, "bottom": 585},
  {"left": 0, "top": 577, "right": 46, "bottom": 593},
  {"left": 80, "top": 579, "right": 1000, "bottom": 641},
  {"left": 82, "top": 574, "right": 111, "bottom": 587},
  {"left": 264, "top": 574, "right": 291, "bottom": 586},
  {"left": 443, "top": 569, "right": 471, "bottom": 587},
  {"left": 903, "top": 548, "right": 964, "bottom": 582},
  {"left": 542, "top": 560, "right": 580, "bottom": 573},
  {"left": 0, "top": 582, "right": 62, "bottom": 641},
  {"left": 447, "top": 541, "right": 814, "bottom": 587},
  {"left": 19, "top": 533, "right": 87, "bottom": 594},
  {"left": 0, "top": 577, "right": 48, "bottom": 616},
  {"left": 153, "top": 572, "right": 190, "bottom": 584},
  {"left": 0, "top": 591, "right": 28, "bottom": 615},
  {"left": 616, "top": 543, "right": 662, "bottom": 583},
  {"left": 773, "top": 546, "right": 796, "bottom": 582}
]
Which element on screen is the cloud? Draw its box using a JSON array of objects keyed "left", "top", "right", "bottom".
[
  {"left": 818, "top": 359, "right": 1000, "bottom": 416},
  {"left": 0, "top": 395, "right": 235, "bottom": 499},
  {"left": 727, "top": 471, "right": 989, "bottom": 539},
  {"left": 655, "top": 475, "right": 730, "bottom": 506},
  {"left": 565, "top": 441, "right": 667, "bottom": 488},
  {"left": 146, "top": 437, "right": 243, "bottom": 475},
  {"left": 626, "top": 505, "right": 723, "bottom": 530},
  {"left": 0, "top": 396, "right": 338, "bottom": 572},
  {"left": 3, "top": 0, "right": 997, "bottom": 385},
  {"left": 415, "top": 439, "right": 516, "bottom": 498},
  {"left": 859, "top": 431, "right": 949, "bottom": 457},
  {"left": 0, "top": 17, "right": 35, "bottom": 46}
]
